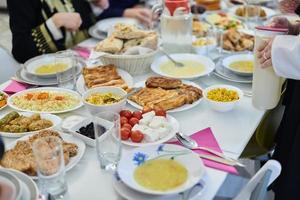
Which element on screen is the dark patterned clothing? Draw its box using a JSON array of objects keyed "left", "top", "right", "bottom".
[{"left": 8, "top": 0, "right": 96, "bottom": 63}]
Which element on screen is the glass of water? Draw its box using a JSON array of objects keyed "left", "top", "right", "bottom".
[
  {"left": 94, "top": 112, "right": 122, "bottom": 171},
  {"left": 55, "top": 50, "right": 77, "bottom": 90},
  {"left": 32, "top": 136, "right": 68, "bottom": 200}
]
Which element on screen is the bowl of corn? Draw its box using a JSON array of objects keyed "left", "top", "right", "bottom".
[{"left": 203, "top": 85, "right": 243, "bottom": 112}]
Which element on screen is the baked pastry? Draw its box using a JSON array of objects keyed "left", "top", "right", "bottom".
[
  {"left": 95, "top": 36, "right": 123, "bottom": 53},
  {"left": 83, "top": 65, "right": 130, "bottom": 92},
  {"left": 129, "top": 77, "right": 202, "bottom": 111},
  {"left": 113, "top": 23, "right": 148, "bottom": 40},
  {"left": 222, "top": 29, "right": 254, "bottom": 52}
]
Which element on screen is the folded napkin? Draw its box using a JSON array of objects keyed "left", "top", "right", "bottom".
[
  {"left": 169, "top": 127, "right": 238, "bottom": 174},
  {"left": 3, "top": 80, "right": 29, "bottom": 94},
  {"left": 73, "top": 47, "right": 91, "bottom": 59}
]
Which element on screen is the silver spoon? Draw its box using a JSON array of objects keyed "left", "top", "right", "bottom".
[
  {"left": 176, "top": 132, "right": 244, "bottom": 167},
  {"left": 159, "top": 47, "right": 184, "bottom": 67}
]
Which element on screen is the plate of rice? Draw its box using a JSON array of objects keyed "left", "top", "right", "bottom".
[{"left": 8, "top": 87, "right": 83, "bottom": 114}]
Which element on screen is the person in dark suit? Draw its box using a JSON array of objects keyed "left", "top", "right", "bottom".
[
  {"left": 7, "top": 0, "right": 109, "bottom": 63},
  {"left": 98, "top": 0, "right": 152, "bottom": 25}
]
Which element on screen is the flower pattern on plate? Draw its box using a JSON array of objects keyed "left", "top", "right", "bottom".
[{"left": 133, "top": 152, "right": 148, "bottom": 166}]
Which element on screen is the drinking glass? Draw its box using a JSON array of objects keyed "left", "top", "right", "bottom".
[
  {"left": 94, "top": 112, "right": 122, "bottom": 171},
  {"left": 55, "top": 50, "right": 77, "bottom": 90},
  {"left": 32, "top": 136, "right": 68, "bottom": 200}
]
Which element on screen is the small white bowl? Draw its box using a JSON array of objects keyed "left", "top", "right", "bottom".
[
  {"left": 203, "top": 85, "right": 243, "bottom": 112},
  {"left": 192, "top": 37, "right": 217, "bottom": 55},
  {"left": 83, "top": 86, "right": 127, "bottom": 115},
  {"left": 68, "top": 118, "right": 95, "bottom": 147},
  {"left": 222, "top": 54, "right": 254, "bottom": 76}
]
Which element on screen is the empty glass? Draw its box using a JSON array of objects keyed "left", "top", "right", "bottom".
[
  {"left": 94, "top": 112, "right": 122, "bottom": 171},
  {"left": 55, "top": 50, "right": 77, "bottom": 90},
  {"left": 32, "top": 136, "right": 68, "bottom": 200}
]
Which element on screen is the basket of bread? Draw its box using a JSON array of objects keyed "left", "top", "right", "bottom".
[{"left": 93, "top": 23, "right": 159, "bottom": 75}]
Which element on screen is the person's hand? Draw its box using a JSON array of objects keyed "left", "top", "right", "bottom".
[
  {"left": 52, "top": 12, "right": 82, "bottom": 31},
  {"left": 278, "top": 0, "right": 300, "bottom": 13},
  {"left": 123, "top": 8, "right": 152, "bottom": 26},
  {"left": 93, "top": 0, "right": 109, "bottom": 9},
  {"left": 257, "top": 38, "right": 274, "bottom": 68}
]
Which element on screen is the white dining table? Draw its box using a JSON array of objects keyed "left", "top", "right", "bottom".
[{"left": 0, "top": 39, "right": 266, "bottom": 200}]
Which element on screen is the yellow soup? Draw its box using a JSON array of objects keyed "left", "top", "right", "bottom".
[
  {"left": 160, "top": 60, "right": 205, "bottom": 77},
  {"left": 35, "top": 63, "right": 69, "bottom": 75},
  {"left": 229, "top": 60, "right": 254, "bottom": 73},
  {"left": 134, "top": 159, "right": 188, "bottom": 191}
]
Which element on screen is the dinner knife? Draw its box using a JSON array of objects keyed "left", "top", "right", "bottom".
[{"left": 198, "top": 153, "right": 245, "bottom": 167}]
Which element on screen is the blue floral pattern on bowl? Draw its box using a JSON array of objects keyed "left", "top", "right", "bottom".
[{"left": 133, "top": 152, "right": 148, "bottom": 166}]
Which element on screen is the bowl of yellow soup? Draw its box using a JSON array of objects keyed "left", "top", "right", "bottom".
[
  {"left": 222, "top": 54, "right": 254, "bottom": 76},
  {"left": 83, "top": 86, "right": 127, "bottom": 114},
  {"left": 117, "top": 144, "right": 205, "bottom": 195},
  {"left": 151, "top": 53, "right": 215, "bottom": 80},
  {"left": 203, "top": 85, "right": 243, "bottom": 112},
  {"left": 24, "top": 53, "right": 81, "bottom": 78}
]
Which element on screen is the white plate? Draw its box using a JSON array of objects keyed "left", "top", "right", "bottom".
[
  {"left": 213, "top": 58, "right": 253, "bottom": 83},
  {"left": 76, "top": 68, "right": 134, "bottom": 95},
  {"left": 127, "top": 80, "right": 203, "bottom": 113},
  {"left": 113, "top": 172, "right": 206, "bottom": 200},
  {"left": 5, "top": 132, "right": 86, "bottom": 180},
  {"left": 229, "top": 6, "right": 277, "bottom": 21},
  {"left": 0, "top": 112, "right": 62, "bottom": 138},
  {"left": 117, "top": 144, "right": 205, "bottom": 195},
  {"left": 222, "top": 53, "right": 254, "bottom": 76},
  {"left": 8, "top": 87, "right": 83, "bottom": 114},
  {"left": 204, "top": 13, "right": 244, "bottom": 29},
  {"left": 89, "top": 17, "right": 139, "bottom": 39},
  {"left": 0, "top": 169, "right": 22, "bottom": 200},
  {"left": 151, "top": 54, "right": 215, "bottom": 80},
  {"left": 7, "top": 169, "right": 39, "bottom": 200},
  {"left": 16, "top": 64, "right": 83, "bottom": 86},
  {"left": 0, "top": 91, "right": 8, "bottom": 111},
  {"left": 24, "top": 54, "right": 73, "bottom": 78},
  {"left": 120, "top": 115, "right": 179, "bottom": 147}
]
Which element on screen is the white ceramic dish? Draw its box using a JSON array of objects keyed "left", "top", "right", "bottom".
[
  {"left": 7, "top": 169, "right": 39, "bottom": 200},
  {"left": 112, "top": 172, "right": 206, "bottom": 200},
  {"left": 192, "top": 37, "right": 217, "bottom": 55},
  {"left": 89, "top": 17, "right": 139, "bottom": 39},
  {"left": 24, "top": 55, "right": 71, "bottom": 78},
  {"left": 8, "top": 87, "right": 83, "bottom": 114},
  {"left": 229, "top": 6, "right": 276, "bottom": 21},
  {"left": 117, "top": 144, "right": 205, "bottom": 195},
  {"left": 5, "top": 132, "right": 86, "bottom": 180},
  {"left": 0, "top": 112, "right": 62, "bottom": 138},
  {"left": 0, "top": 91, "right": 8, "bottom": 111},
  {"left": 151, "top": 54, "right": 215, "bottom": 79},
  {"left": 204, "top": 13, "right": 244, "bottom": 29},
  {"left": 68, "top": 118, "right": 95, "bottom": 147},
  {"left": 120, "top": 114, "right": 180, "bottom": 147},
  {"left": 203, "top": 84, "right": 243, "bottom": 112},
  {"left": 127, "top": 80, "right": 203, "bottom": 113},
  {"left": 222, "top": 53, "right": 254, "bottom": 76},
  {"left": 76, "top": 68, "right": 134, "bottom": 95},
  {"left": 0, "top": 169, "right": 22, "bottom": 200},
  {"left": 83, "top": 86, "right": 127, "bottom": 115}
]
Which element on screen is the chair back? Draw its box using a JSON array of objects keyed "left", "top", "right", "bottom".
[
  {"left": 234, "top": 160, "right": 281, "bottom": 200},
  {"left": 0, "top": 46, "right": 20, "bottom": 83}
]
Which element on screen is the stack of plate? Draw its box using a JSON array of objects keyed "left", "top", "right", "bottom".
[
  {"left": 15, "top": 54, "right": 85, "bottom": 86},
  {"left": 0, "top": 169, "right": 39, "bottom": 200}
]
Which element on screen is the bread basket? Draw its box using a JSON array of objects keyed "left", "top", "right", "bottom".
[{"left": 99, "top": 50, "right": 158, "bottom": 75}]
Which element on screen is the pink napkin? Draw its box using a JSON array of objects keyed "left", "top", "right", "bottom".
[
  {"left": 73, "top": 47, "right": 91, "bottom": 59},
  {"left": 169, "top": 127, "right": 238, "bottom": 174},
  {"left": 3, "top": 80, "right": 29, "bottom": 94}
]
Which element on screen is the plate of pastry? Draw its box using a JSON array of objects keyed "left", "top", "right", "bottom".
[
  {"left": 127, "top": 77, "right": 203, "bottom": 113},
  {"left": 0, "top": 130, "right": 86, "bottom": 179},
  {"left": 229, "top": 5, "right": 276, "bottom": 20},
  {"left": 222, "top": 29, "right": 254, "bottom": 53},
  {"left": 76, "top": 64, "right": 134, "bottom": 95}
]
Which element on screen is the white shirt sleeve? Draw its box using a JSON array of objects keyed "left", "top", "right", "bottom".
[
  {"left": 45, "top": 18, "right": 63, "bottom": 40},
  {"left": 89, "top": 2, "right": 104, "bottom": 16},
  {"left": 272, "top": 35, "right": 300, "bottom": 80}
]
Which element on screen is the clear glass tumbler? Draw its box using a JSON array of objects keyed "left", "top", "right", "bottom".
[
  {"left": 32, "top": 136, "right": 68, "bottom": 200},
  {"left": 55, "top": 50, "right": 77, "bottom": 90},
  {"left": 93, "top": 112, "right": 122, "bottom": 171}
]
